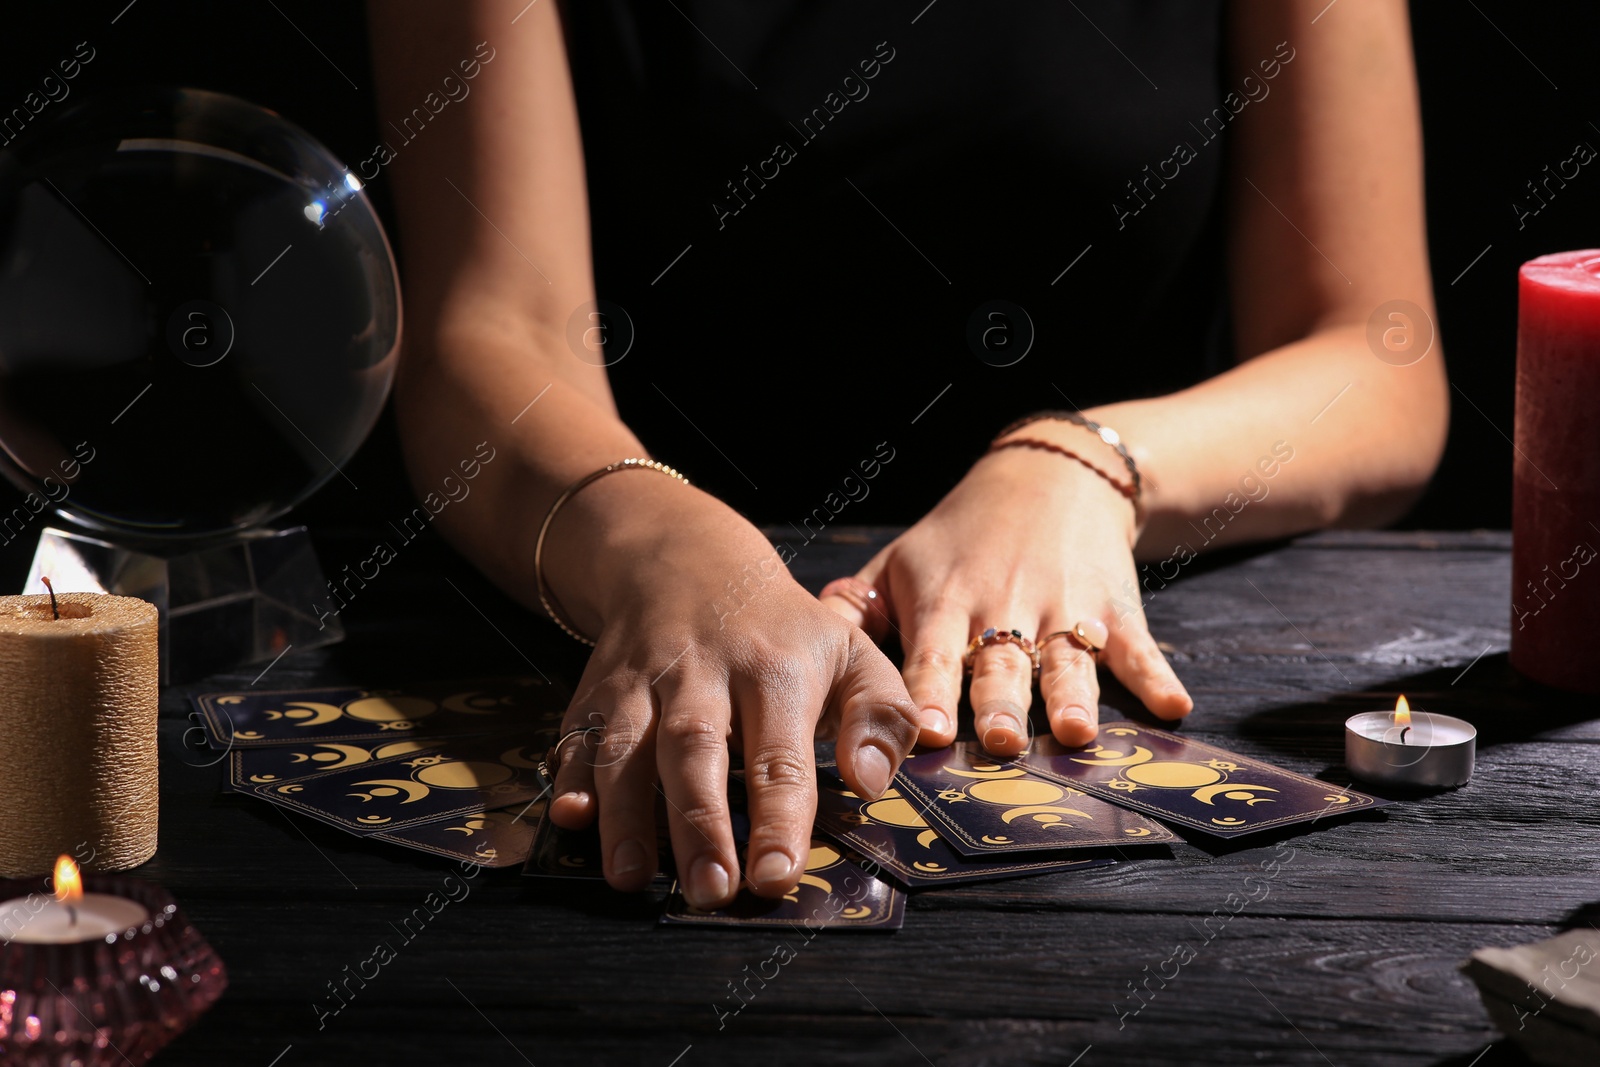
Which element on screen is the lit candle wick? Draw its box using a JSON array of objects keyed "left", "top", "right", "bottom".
[
  {"left": 1400, "top": 726, "right": 1410, "bottom": 745},
  {"left": 67, "top": 903, "right": 77, "bottom": 927},
  {"left": 40, "top": 576, "right": 58, "bottom": 620}
]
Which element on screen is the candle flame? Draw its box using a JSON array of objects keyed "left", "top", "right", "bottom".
[
  {"left": 53, "top": 855, "right": 82, "bottom": 906},
  {"left": 1394, "top": 694, "right": 1412, "bottom": 728}
]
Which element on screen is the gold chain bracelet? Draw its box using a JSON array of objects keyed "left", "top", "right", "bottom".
[{"left": 533, "top": 458, "right": 690, "bottom": 646}]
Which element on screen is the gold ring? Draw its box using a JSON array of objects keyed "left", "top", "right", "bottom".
[
  {"left": 963, "top": 627, "right": 1040, "bottom": 673},
  {"left": 1039, "top": 619, "right": 1109, "bottom": 659}
]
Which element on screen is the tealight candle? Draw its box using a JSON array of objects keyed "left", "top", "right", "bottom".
[
  {"left": 0, "top": 856, "right": 148, "bottom": 944},
  {"left": 0, "top": 855, "right": 227, "bottom": 1066},
  {"left": 1344, "top": 695, "right": 1476, "bottom": 788}
]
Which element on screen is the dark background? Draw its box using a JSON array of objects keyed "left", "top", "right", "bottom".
[{"left": 0, "top": 0, "right": 1596, "bottom": 585}]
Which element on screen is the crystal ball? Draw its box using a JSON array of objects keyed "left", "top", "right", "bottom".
[{"left": 0, "top": 88, "right": 400, "bottom": 541}]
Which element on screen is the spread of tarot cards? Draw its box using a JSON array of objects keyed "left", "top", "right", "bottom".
[
  {"left": 194, "top": 677, "right": 571, "bottom": 868},
  {"left": 195, "top": 685, "right": 1385, "bottom": 931}
]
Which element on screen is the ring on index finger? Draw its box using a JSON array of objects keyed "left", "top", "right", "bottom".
[
  {"left": 964, "top": 627, "right": 1040, "bottom": 673},
  {"left": 540, "top": 725, "right": 605, "bottom": 786}
]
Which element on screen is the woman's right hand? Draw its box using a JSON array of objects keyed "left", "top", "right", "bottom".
[{"left": 540, "top": 472, "right": 921, "bottom": 909}]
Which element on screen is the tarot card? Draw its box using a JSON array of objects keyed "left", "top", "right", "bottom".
[
  {"left": 194, "top": 675, "right": 567, "bottom": 749},
  {"left": 369, "top": 799, "right": 546, "bottom": 868},
  {"left": 812, "top": 762, "right": 1116, "bottom": 887},
  {"left": 228, "top": 739, "right": 444, "bottom": 791},
  {"left": 891, "top": 742, "right": 1175, "bottom": 858},
  {"left": 521, "top": 812, "right": 674, "bottom": 889},
  {"left": 1018, "top": 722, "right": 1388, "bottom": 838},
  {"left": 661, "top": 836, "right": 904, "bottom": 931},
  {"left": 245, "top": 733, "right": 553, "bottom": 835}
]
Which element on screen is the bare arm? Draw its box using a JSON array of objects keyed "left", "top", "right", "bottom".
[
  {"left": 1076, "top": 0, "right": 1448, "bottom": 558},
  {"left": 827, "top": 0, "right": 1447, "bottom": 752},
  {"left": 368, "top": 0, "right": 635, "bottom": 612},
  {"left": 368, "top": 0, "right": 920, "bottom": 907}
]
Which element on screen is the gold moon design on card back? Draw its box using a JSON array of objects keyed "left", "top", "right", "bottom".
[
  {"left": 999, "top": 805, "right": 1090, "bottom": 826},
  {"left": 968, "top": 779, "right": 1063, "bottom": 805},
  {"left": 1071, "top": 745, "right": 1155, "bottom": 767},
  {"left": 806, "top": 843, "right": 842, "bottom": 870},
  {"left": 1124, "top": 762, "right": 1222, "bottom": 788},
  {"left": 296, "top": 743, "right": 373, "bottom": 768},
  {"left": 351, "top": 778, "right": 431, "bottom": 802},
  {"left": 416, "top": 760, "right": 515, "bottom": 789},
  {"left": 864, "top": 797, "right": 928, "bottom": 829},
  {"left": 278, "top": 702, "right": 344, "bottom": 726},
  {"left": 344, "top": 696, "right": 437, "bottom": 723},
  {"left": 442, "top": 691, "right": 508, "bottom": 715},
  {"left": 1190, "top": 783, "right": 1277, "bottom": 806},
  {"left": 797, "top": 874, "right": 833, "bottom": 894},
  {"left": 375, "top": 741, "right": 431, "bottom": 759},
  {"left": 941, "top": 764, "right": 1026, "bottom": 781}
]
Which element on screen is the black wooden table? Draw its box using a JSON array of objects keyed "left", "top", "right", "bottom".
[{"left": 145, "top": 526, "right": 1595, "bottom": 1067}]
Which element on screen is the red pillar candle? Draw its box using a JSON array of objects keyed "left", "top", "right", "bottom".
[{"left": 1512, "top": 251, "right": 1600, "bottom": 693}]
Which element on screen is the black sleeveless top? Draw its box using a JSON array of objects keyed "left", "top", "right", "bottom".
[{"left": 563, "top": 0, "right": 1231, "bottom": 528}]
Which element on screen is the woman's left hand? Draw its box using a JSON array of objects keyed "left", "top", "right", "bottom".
[{"left": 821, "top": 425, "right": 1193, "bottom": 754}]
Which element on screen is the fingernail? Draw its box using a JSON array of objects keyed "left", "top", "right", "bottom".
[
  {"left": 977, "top": 700, "right": 1025, "bottom": 753},
  {"left": 690, "top": 855, "right": 731, "bottom": 906},
  {"left": 1056, "top": 705, "right": 1096, "bottom": 745},
  {"left": 612, "top": 838, "right": 646, "bottom": 877},
  {"left": 557, "top": 790, "right": 585, "bottom": 805},
  {"left": 982, "top": 728, "right": 1019, "bottom": 753},
  {"left": 855, "top": 746, "right": 892, "bottom": 798},
  {"left": 978, "top": 700, "right": 1023, "bottom": 735},
  {"left": 920, "top": 706, "right": 951, "bottom": 736},
  {"left": 749, "top": 850, "right": 795, "bottom": 887}
]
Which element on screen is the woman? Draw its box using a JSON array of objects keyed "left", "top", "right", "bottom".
[{"left": 368, "top": 0, "right": 1447, "bottom": 910}]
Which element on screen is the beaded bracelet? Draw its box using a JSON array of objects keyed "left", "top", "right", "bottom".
[
  {"left": 992, "top": 409, "right": 1142, "bottom": 504},
  {"left": 533, "top": 458, "right": 690, "bottom": 646}
]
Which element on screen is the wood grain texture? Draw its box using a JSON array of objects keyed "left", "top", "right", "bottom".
[{"left": 144, "top": 528, "right": 1585, "bottom": 1066}]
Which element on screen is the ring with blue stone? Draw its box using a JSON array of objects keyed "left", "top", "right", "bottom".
[{"left": 963, "top": 627, "right": 1040, "bottom": 673}]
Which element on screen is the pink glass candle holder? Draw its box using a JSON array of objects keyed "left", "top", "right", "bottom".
[{"left": 0, "top": 874, "right": 227, "bottom": 1066}]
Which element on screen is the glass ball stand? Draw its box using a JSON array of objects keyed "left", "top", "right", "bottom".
[{"left": 25, "top": 524, "right": 342, "bottom": 684}]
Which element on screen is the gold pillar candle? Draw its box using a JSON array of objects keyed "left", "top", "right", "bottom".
[{"left": 0, "top": 592, "right": 159, "bottom": 878}]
